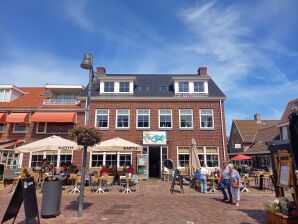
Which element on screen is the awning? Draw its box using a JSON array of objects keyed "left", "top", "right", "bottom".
[
  {"left": 230, "top": 154, "right": 253, "bottom": 161},
  {"left": 0, "top": 113, "right": 6, "bottom": 123},
  {"left": 91, "top": 137, "right": 143, "bottom": 152},
  {"left": 0, "top": 139, "right": 24, "bottom": 149},
  {"left": 6, "top": 113, "right": 30, "bottom": 123},
  {"left": 31, "top": 112, "right": 76, "bottom": 123}
]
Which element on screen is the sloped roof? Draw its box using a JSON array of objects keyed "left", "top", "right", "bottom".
[
  {"left": 0, "top": 87, "right": 81, "bottom": 110},
  {"left": 246, "top": 125, "right": 280, "bottom": 153},
  {"left": 234, "top": 120, "right": 279, "bottom": 143},
  {"left": 279, "top": 98, "right": 298, "bottom": 125},
  {"left": 83, "top": 74, "right": 226, "bottom": 98}
]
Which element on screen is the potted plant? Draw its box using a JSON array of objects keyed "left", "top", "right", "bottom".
[
  {"left": 264, "top": 197, "right": 298, "bottom": 224},
  {"left": 70, "top": 125, "right": 101, "bottom": 146}
]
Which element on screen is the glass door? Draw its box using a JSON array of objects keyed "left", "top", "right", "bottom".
[{"left": 160, "top": 146, "right": 168, "bottom": 175}]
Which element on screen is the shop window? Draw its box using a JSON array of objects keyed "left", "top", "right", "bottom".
[
  {"left": 116, "top": 109, "right": 130, "bottom": 128},
  {"left": 137, "top": 109, "right": 150, "bottom": 128},
  {"left": 200, "top": 109, "right": 214, "bottom": 129},
  {"left": 177, "top": 146, "right": 190, "bottom": 168},
  {"left": 30, "top": 154, "right": 44, "bottom": 168},
  {"left": 159, "top": 109, "right": 172, "bottom": 129},
  {"left": 46, "top": 154, "right": 58, "bottom": 167},
  {"left": 179, "top": 109, "right": 193, "bottom": 128},
  {"left": 104, "top": 82, "right": 114, "bottom": 92},
  {"left": 119, "top": 154, "right": 131, "bottom": 167},
  {"left": 13, "top": 123, "right": 27, "bottom": 133},
  {"left": 206, "top": 155, "right": 219, "bottom": 167},
  {"left": 119, "top": 82, "right": 130, "bottom": 92},
  {"left": 36, "top": 123, "right": 74, "bottom": 134},
  {"left": 105, "top": 154, "right": 117, "bottom": 167},
  {"left": 0, "top": 123, "right": 5, "bottom": 133},
  {"left": 60, "top": 154, "right": 72, "bottom": 166},
  {"left": 178, "top": 82, "right": 189, "bottom": 92},
  {"left": 194, "top": 82, "right": 205, "bottom": 92},
  {"left": 95, "top": 109, "right": 109, "bottom": 129},
  {"left": 91, "top": 154, "right": 104, "bottom": 167}
]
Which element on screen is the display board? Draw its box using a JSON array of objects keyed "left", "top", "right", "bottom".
[
  {"left": 279, "top": 164, "right": 290, "bottom": 186},
  {"left": 137, "top": 154, "right": 148, "bottom": 179},
  {"left": 1, "top": 177, "right": 40, "bottom": 224}
]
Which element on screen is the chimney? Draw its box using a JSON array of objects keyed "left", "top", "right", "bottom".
[
  {"left": 254, "top": 113, "right": 261, "bottom": 123},
  {"left": 96, "top": 67, "right": 106, "bottom": 76},
  {"left": 198, "top": 67, "right": 207, "bottom": 76}
]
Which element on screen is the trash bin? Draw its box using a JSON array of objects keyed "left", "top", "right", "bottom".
[{"left": 41, "top": 180, "right": 62, "bottom": 218}]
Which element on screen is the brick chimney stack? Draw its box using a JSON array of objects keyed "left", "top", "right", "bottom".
[
  {"left": 254, "top": 113, "right": 261, "bottom": 123},
  {"left": 96, "top": 67, "right": 106, "bottom": 76},
  {"left": 198, "top": 67, "right": 207, "bottom": 76}
]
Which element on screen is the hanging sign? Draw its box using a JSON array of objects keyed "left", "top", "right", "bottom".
[{"left": 143, "top": 131, "right": 166, "bottom": 145}]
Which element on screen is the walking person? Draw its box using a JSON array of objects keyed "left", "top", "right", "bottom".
[
  {"left": 228, "top": 163, "right": 241, "bottom": 206},
  {"left": 200, "top": 163, "right": 208, "bottom": 193},
  {"left": 219, "top": 162, "right": 233, "bottom": 203}
]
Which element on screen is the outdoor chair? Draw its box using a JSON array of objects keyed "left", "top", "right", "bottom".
[
  {"left": 103, "top": 176, "right": 114, "bottom": 192},
  {"left": 119, "top": 175, "right": 127, "bottom": 191},
  {"left": 91, "top": 175, "right": 100, "bottom": 193},
  {"left": 130, "top": 174, "right": 140, "bottom": 192},
  {"left": 31, "top": 172, "right": 40, "bottom": 188},
  {"left": 262, "top": 172, "right": 274, "bottom": 192}
]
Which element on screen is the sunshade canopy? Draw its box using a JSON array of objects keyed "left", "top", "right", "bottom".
[
  {"left": 92, "top": 137, "right": 143, "bottom": 152},
  {"left": 189, "top": 138, "right": 201, "bottom": 178},
  {"left": 230, "top": 154, "right": 252, "bottom": 161},
  {"left": 16, "top": 135, "right": 80, "bottom": 153},
  {"left": 0, "top": 113, "right": 6, "bottom": 123},
  {"left": 6, "top": 113, "right": 29, "bottom": 123},
  {"left": 31, "top": 112, "right": 76, "bottom": 123}
]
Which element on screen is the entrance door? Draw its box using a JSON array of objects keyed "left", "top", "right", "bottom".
[{"left": 149, "top": 147, "right": 160, "bottom": 178}]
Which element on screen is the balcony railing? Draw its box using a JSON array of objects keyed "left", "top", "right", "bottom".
[{"left": 43, "top": 99, "right": 80, "bottom": 105}]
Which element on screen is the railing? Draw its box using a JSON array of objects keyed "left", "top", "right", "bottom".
[{"left": 43, "top": 99, "right": 80, "bottom": 105}]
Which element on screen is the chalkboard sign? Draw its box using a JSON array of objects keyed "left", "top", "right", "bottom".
[
  {"left": 170, "top": 169, "right": 184, "bottom": 194},
  {"left": 1, "top": 177, "right": 40, "bottom": 224},
  {"left": 279, "top": 164, "right": 290, "bottom": 186}
]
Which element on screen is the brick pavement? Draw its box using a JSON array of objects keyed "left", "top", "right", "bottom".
[{"left": 0, "top": 179, "right": 274, "bottom": 224}]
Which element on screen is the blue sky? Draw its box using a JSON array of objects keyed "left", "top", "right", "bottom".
[{"left": 0, "top": 0, "right": 297, "bottom": 135}]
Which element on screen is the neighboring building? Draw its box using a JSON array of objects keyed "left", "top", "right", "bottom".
[
  {"left": 78, "top": 67, "right": 227, "bottom": 178},
  {"left": 228, "top": 113, "right": 279, "bottom": 168},
  {"left": 0, "top": 84, "right": 84, "bottom": 167}
]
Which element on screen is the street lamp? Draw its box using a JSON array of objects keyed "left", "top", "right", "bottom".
[{"left": 77, "top": 53, "right": 94, "bottom": 218}]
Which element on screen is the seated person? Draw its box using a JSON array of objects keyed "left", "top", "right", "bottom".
[
  {"left": 126, "top": 165, "right": 135, "bottom": 174},
  {"left": 48, "top": 163, "right": 54, "bottom": 174},
  {"left": 59, "top": 166, "right": 68, "bottom": 179},
  {"left": 100, "top": 165, "right": 109, "bottom": 176}
]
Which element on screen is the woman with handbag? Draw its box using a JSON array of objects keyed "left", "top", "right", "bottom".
[{"left": 228, "top": 163, "right": 241, "bottom": 206}]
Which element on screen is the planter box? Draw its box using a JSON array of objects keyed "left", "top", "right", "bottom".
[{"left": 266, "top": 211, "right": 298, "bottom": 224}]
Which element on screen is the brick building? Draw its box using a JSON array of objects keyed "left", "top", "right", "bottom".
[{"left": 79, "top": 67, "right": 227, "bottom": 177}]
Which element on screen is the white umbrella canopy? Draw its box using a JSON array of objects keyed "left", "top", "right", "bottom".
[
  {"left": 16, "top": 135, "right": 80, "bottom": 153},
  {"left": 189, "top": 138, "right": 201, "bottom": 178},
  {"left": 91, "top": 137, "right": 143, "bottom": 152}
]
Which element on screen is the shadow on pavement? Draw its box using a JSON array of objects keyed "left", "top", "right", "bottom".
[
  {"left": 65, "top": 200, "right": 93, "bottom": 211},
  {"left": 239, "top": 209, "right": 266, "bottom": 224}
]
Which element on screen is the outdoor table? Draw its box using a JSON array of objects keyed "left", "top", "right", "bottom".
[
  {"left": 70, "top": 174, "right": 80, "bottom": 194},
  {"left": 120, "top": 176, "right": 132, "bottom": 194},
  {"left": 95, "top": 176, "right": 109, "bottom": 194},
  {"left": 208, "top": 177, "right": 220, "bottom": 193}
]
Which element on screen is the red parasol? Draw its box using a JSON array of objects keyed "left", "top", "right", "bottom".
[{"left": 230, "top": 154, "right": 252, "bottom": 161}]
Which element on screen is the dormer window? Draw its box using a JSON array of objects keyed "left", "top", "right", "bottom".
[
  {"left": 104, "top": 82, "right": 114, "bottom": 92},
  {"left": 139, "top": 85, "right": 149, "bottom": 92},
  {"left": 0, "top": 89, "right": 11, "bottom": 102},
  {"left": 119, "top": 82, "right": 129, "bottom": 93},
  {"left": 160, "top": 85, "right": 169, "bottom": 92},
  {"left": 178, "top": 82, "right": 189, "bottom": 92},
  {"left": 194, "top": 82, "right": 204, "bottom": 92}
]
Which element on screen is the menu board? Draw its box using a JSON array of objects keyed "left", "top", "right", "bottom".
[
  {"left": 137, "top": 154, "right": 148, "bottom": 179},
  {"left": 279, "top": 165, "right": 290, "bottom": 186}
]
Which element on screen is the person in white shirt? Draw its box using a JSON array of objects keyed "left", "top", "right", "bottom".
[{"left": 200, "top": 163, "right": 208, "bottom": 193}]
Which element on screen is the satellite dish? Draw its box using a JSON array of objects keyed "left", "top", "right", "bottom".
[{"left": 163, "top": 159, "right": 173, "bottom": 170}]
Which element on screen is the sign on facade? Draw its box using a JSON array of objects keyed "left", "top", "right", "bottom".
[{"left": 143, "top": 131, "right": 166, "bottom": 145}]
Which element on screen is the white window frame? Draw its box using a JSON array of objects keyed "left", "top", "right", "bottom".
[
  {"left": 178, "top": 82, "right": 189, "bottom": 93},
  {"left": 136, "top": 109, "right": 150, "bottom": 129},
  {"left": 116, "top": 109, "right": 130, "bottom": 129},
  {"left": 177, "top": 146, "right": 190, "bottom": 169},
  {"left": 0, "top": 123, "right": 5, "bottom": 133},
  {"left": 95, "top": 109, "right": 109, "bottom": 129},
  {"left": 13, "top": 123, "right": 28, "bottom": 133},
  {"left": 103, "top": 81, "right": 115, "bottom": 93},
  {"left": 199, "top": 109, "right": 214, "bottom": 129},
  {"left": 197, "top": 146, "right": 220, "bottom": 168},
  {"left": 193, "top": 81, "right": 205, "bottom": 93},
  {"left": 0, "top": 89, "right": 11, "bottom": 102},
  {"left": 89, "top": 152, "right": 132, "bottom": 168},
  {"left": 179, "top": 109, "right": 193, "bottom": 129},
  {"left": 119, "top": 81, "right": 130, "bottom": 93},
  {"left": 158, "top": 109, "right": 173, "bottom": 129},
  {"left": 36, "top": 122, "right": 46, "bottom": 134},
  {"left": 29, "top": 151, "right": 73, "bottom": 168}
]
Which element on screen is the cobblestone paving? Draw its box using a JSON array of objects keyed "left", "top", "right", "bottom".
[{"left": 0, "top": 179, "right": 275, "bottom": 224}]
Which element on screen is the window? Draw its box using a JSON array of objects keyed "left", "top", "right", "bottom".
[
  {"left": 200, "top": 109, "right": 214, "bottom": 129},
  {"left": 137, "top": 109, "right": 150, "bottom": 129},
  {"left": 105, "top": 154, "right": 117, "bottom": 167},
  {"left": 13, "top": 123, "right": 27, "bottom": 133},
  {"left": 119, "top": 154, "right": 131, "bottom": 167},
  {"left": 91, "top": 154, "right": 104, "bottom": 167},
  {"left": 139, "top": 85, "right": 149, "bottom": 92},
  {"left": 119, "top": 82, "right": 130, "bottom": 92},
  {"left": 0, "top": 123, "right": 5, "bottom": 133},
  {"left": 116, "top": 109, "right": 130, "bottom": 128},
  {"left": 104, "top": 82, "right": 114, "bottom": 92},
  {"left": 30, "top": 154, "right": 44, "bottom": 167},
  {"left": 95, "top": 109, "right": 109, "bottom": 129},
  {"left": 36, "top": 123, "right": 74, "bottom": 134},
  {"left": 197, "top": 146, "right": 219, "bottom": 167},
  {"left": 179, "top": 109, "right": 193, "bottom": 128},
  {"left": 206, "top": 155, "right": 219, "bottom": 167},
  {"left": 194, "top": 82, "right": 205, "bottom": 92},
  {"left": 159, "top": 109, "right": 172, "bottom": 128},
  {"left": 60, "top": 154, "right": 72, "bottom": 166},
  {"left": 46, "top": 154, "right": 58, "bottom": 167},
  {"left": 0, "top": 89, "right": 10, "bottom": 102},
  {"left": 177, "top": 146, "right": 190, "bottom": 168},
  {"left": 160, "top": 85, "right": 168, "bottom": 92},
  {"left": 281, "top": 126, "right": 288, "bottom": 140},
  {"left": 178, "top": 82, "right": 189, "bottom": 92}
]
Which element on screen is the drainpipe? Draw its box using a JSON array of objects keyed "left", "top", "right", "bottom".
[{"left": 220, "top": 100, "right": 226, "bottom": 161}]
